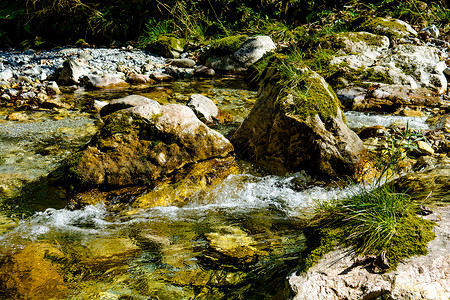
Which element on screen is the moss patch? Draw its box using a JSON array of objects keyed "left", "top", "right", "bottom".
[
  {"left": 208, "top": 35, "right": 247, "bottom": 56},
  {"left": 358, "top": 17, "right": 414, "bottom": 39}
]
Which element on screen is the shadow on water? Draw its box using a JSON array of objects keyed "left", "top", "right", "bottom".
[{"left": 0, "top": 176, "right": 69, "bottom": 220}]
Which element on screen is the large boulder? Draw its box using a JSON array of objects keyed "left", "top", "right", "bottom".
[
  {"left": 206, "top": 35, "right": 276, "bottom": 73},
  {"left": 57, "top": 58, "right": 89, "bottom": 85},
  {"left": 231, "top": 56, "right": 365, "bottom": 178},
  {"left": 49, "top": 97, "right": 234, "bottom": 191}
]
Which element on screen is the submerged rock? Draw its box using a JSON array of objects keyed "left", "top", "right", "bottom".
[{"left": 231, "top": 55, "right": 365, "bottom": 178}]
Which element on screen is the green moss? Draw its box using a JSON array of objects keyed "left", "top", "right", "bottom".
[
  {"left": 146, "top": 34, "right": 185, "bottom": 58},
  {"left": 297, "top": 227, "right": 337, "bottom": 272},
  {"left": 98, "top": 113, "right": 135, "bottom": 140},
  {"left": 358, "top": 17, "right": 414, "bottom": 39},
  {"left": 208, "top": 35, "right": 248, "bottom": 56}
]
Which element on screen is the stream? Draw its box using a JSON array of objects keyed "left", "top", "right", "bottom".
[{"left": 0, "top": 77, "right": 432, "bottom": 299}]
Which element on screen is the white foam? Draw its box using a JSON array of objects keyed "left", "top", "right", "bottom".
[{"left": 345, "top": 111, "right": 430, "bottom": 131}]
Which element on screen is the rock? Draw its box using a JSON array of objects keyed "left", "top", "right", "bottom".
[
  {"left": 194, "top": 65, "right": 215, "bottom": 77},
  {"left": 187, "top": 94, "right": 219, "bottom": 123},
  {"left": 433, "top": 115, "right": 450, "bottom": 133},
  {"left": 206, "top": 35, "right": 276, "bottom": 73},
  {"left": 46, "top": 81, "right": 61, "bottom": 94},
  {"left": 168, "top": 58, "right": 196, "bottom": 68},
  {"left": 100, "top": 94, "right": 159, "bottom": 117},
  {"left": 79, "top": 237, "right": 140, "bottom": 266},
  {"left": 38, "top": 96, "right": 71, "bottom": 109},
  {"left": 328, "top": 32, "right": 390, "bottom": 69},
  {"left": 379, "top": 44, "right": 447, "bottom": 94},
  {"left": 132, "top": 156, "right": 238, "bottom": 209},
  {"left": 57, "top": 58, "right": 89, "bottom": 85},
  {"left": 0, "top": 68, "right": 13, "bottom": 81},
  {"left": 400, "top": 107, "right": 423, "bottom": 117},
  {"left": 151, "top": 71, "right": 174, "bottom": 82},
  {"left": 289, "top": 205, "right": 450, "bottom": 299},
  {"left": 393, "top": 168, "right": 450, "bottom": 202},
  {"left": 420, "top": 24, "right": 439, "bottom": 39},
  {"left": 146, "top": 35, "right": 184, "bottom": 58},
  {"left": 357, "top": 17, "right": 418, "bottom": 39},
  {"left": 20, "top": 91, "right": 36, "bottom": 100},
  {"left": 231, "top": 56, "right": 365, "bottom": 178},
  {"left": 416, "top": 140, "right": 435, "bottom": 156},
  {"left": 0, "top": 80, "right": 10, "bottom": 89},
  {"left": 345, "top": 85, "right": 441, "bottom": 112},
  {"left": 126, "top": 72, "right": 153, "bottom": 85},
  {"left": 80, "top": 74, "right": 128, "bottom": 89},
  {"left": 205, "top": 225, "right": 267, "bottom": 264},
  {"left": 92, "top": 100, "right": 108, "bottom": 112},
  {"left": 49, "top": 103, "right": 234, "bottom": 190},
  {"left": 6, "top": 112, "right": 29, "bottom": 121},
  {"left": 0, "top": 243, "right": 68, "bottom": 299}
]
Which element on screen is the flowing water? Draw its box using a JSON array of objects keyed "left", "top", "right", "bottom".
[{"left": 0, "top": 78, "right": 432, "bottom": 299}]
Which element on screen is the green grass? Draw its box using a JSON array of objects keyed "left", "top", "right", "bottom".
[{"left": 298, "top": 123, "right": 435, "bottom": 272}]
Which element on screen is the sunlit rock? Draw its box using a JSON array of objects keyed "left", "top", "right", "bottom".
[
  {"left": 80, "top": 74, "right": 128, "bottom": 89},
  {"left": 232, "top": 55, "right": 365, "bottom": 179},
  {"left": 206, "top": 35, "right": 276, "bottom": 73},
  {"left": 49, "top": 100, "right": 235, "bottom": 194},
  {"left": 57, "top": 58, "right": 89, "bottom": 85}
]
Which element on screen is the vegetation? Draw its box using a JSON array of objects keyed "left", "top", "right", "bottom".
[
  {"left": 0, "top": 1, "right": 449, "bottom": 47},
  {"left": 299, "top": 124, "right": 435, "bottom": 272}
]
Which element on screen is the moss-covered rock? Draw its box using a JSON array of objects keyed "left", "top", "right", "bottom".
[
  {"left": 49, "top": 99, "right": 234, "bottom": 199},
  {"left": 231, "top": 55, "right": 365, "bottom": 178},
  {"left": 146, "top": 34, "right": 185, "bottom": 58},
  {"left": 356, "top": 17, "right": 418, "bottom": 40}
]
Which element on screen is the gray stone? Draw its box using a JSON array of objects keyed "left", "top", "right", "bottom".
[
  {"left": 187, "top": 94, "right": 219, "bottom": 123},
  {"left": 58, "top": 59, "right": 89, "bottom": 85},
  {"left": 80, "top": 74, "right": 128, "bottom": 89},
  {"left": 206, "top": 35, "right": 276, "bottom": 73},
  {"left": 420, "top": 25, "right": 439, "bottom": 39},
  {"left": 168, "top": 58, "right": 196, "bottom": 68}
]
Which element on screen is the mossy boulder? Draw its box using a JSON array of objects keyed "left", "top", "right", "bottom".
[
  {"left": 206, "top": 35, "right": 276, "bottom": 73},
  {"left": 356, "top": 17, "right": 417, "bottom": 40},
  {"left": 392, "top": 168, "right": 450, "bottom": 204},
  {"left": 208, "top": 35, "right": 248, "bottom": 57},
  {"left": 231, "top": 55, "right": 365, "bottom": 178},
  {"left": 49, "top": 97, "right": 234, "bottom": 194},
  {"left": 146, "top": 35, "right": 185, "bottom": 58}
]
